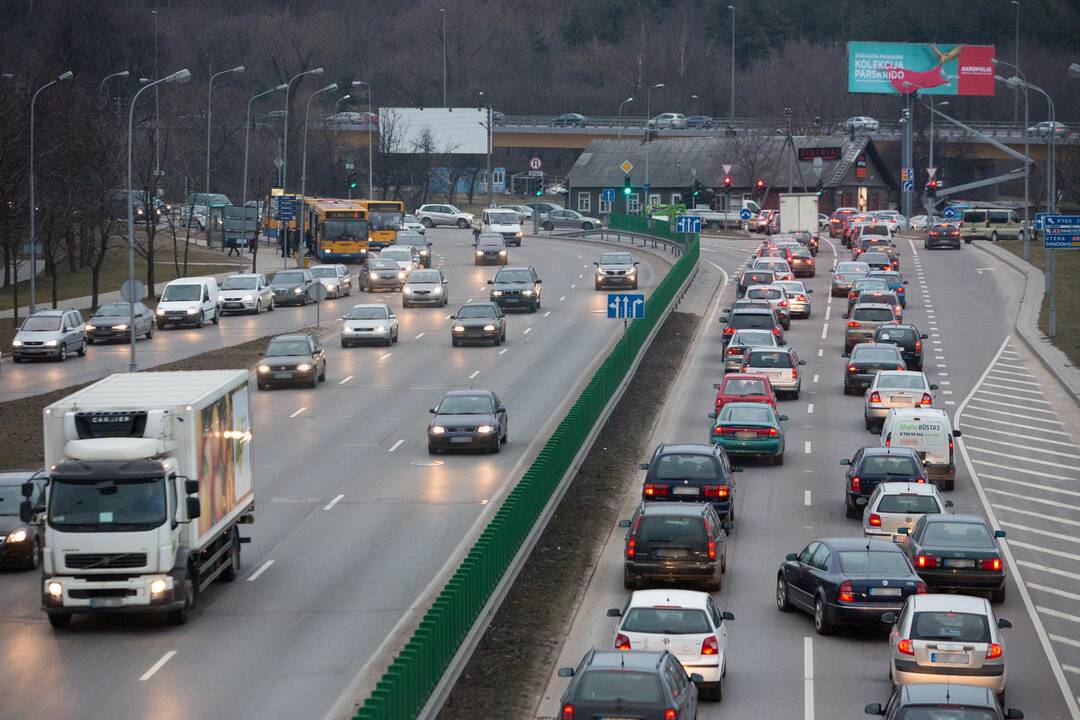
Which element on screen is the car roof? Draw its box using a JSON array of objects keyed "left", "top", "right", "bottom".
[
  {"left": 28, "top": 309, "right": 67, "bottom": 316},
  {"left": 348, "top": 303, "right": 389, "bottom": 310},
  {"left": 627, "top": 589, "right": 711, "bottom": 610},
  {"left": 908, "top": 593, "right": 991, "bottom": 613},
  {"left": 819, "top": 536, "right": 903, "bottom": 552},
  {"left": 852, "top": 302, "right": 896, "bottom": 310},
  {"left": 731, "top": 308, "right": 775, "bottom": 316},
  {"left": 921, "top": 513, "right": 987, "bottom": 526},
  {"left": 309, "top": 264, "right": 340, "bottom": 269},
  {"left": 655, "top": 443, "right": 717, "bottom": 457},
  {"left": 442, "top": 389, "right": 494, "bottom": 399},
  {"left": 639, "top": 502, "right": 709, "bottom": 517},
  {"left": 897, "top": 683, "right": 996, "bottom": 706},
  {"left": 860, "top": 446, "right": 919, "bottom": 458},
  {"left": 586, "top": 649, "right": 664, "bottom": 670},
  {"left": 877, "top": 481, "right": 939, "bottom": 495},
  {"left": 271, "top": 333, "right": 312, "bottom": 342},
  {"left": 722, "top": 373, "right": 770, "bottom": 384},
  {"left": 497, "top": 265, "right": 533, "bottom": 272}
]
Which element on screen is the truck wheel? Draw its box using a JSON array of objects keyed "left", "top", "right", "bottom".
[
  {"left": 220, "top": 534, "right": 241, "bottom": 582},
  {"left": 48, "top": 613, "right": 72, "bottom": 629},
  {"left": 169, "top": 572, "right": 196, "bottom": 625}
]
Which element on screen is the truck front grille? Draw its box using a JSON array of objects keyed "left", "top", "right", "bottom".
[{"left": 65, "top": 553, "right": 147, "bottom": 569}]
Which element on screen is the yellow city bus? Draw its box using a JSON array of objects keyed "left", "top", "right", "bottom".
[
  {"left": 308, "top": 198, "right": 370, "bottom": 263},
  {"left": 356, "top": 200, "right": 405, "bottom": 251}
]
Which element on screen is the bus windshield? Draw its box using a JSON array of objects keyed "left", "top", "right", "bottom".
[
  {"left": 368, "top": 212, "right": 402, "bottom": 231},
  {"left": 323, "top": 220, "right": 368, "bottom": 240}
]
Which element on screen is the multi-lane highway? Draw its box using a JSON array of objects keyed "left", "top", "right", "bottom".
[
  {"left": 0, "top": 228, "right": 670, "bottom": 720},
  {"left": 534, "top": 232, "right": 1080, "bottom": 718}
]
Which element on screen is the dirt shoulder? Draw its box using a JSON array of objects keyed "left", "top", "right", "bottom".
[{"left": 438, "top": 310, "right": 702, "bottom": 719}]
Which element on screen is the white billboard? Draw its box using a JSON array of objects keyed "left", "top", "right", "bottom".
[{"left": 381, "top": 107, "right": 488, "bottom": 155}]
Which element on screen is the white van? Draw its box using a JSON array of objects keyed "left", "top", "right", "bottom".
[
  {"left": 473, "top": 208, "right": 524, "bottom": 246},
  {"left": 156, "top": 276, "right": 220, "bottom": 329},
  {"left": 880, "top": 408, "right": 962, "bottom": 491}
]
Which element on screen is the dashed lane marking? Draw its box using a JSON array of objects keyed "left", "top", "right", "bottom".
[
  {"left": 247, "top": 560, "right": 275, "bottom": 582},
  {"left": 289, "top": 407, "right": 306, "bottom": 418},
  {"left": 388, "top": 439, "right": 404, "bottom": 453},
  {"left": 139, "top": 651, "right": 177, "bottom": 682},
  {"left": 323, "top": 494, "right": 345, "bottom": 511}
]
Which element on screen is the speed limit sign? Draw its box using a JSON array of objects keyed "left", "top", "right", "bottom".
[{"left": 529, "top": 157, "right": 542, "bottom": 170}]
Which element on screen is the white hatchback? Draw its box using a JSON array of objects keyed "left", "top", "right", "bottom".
[
  {"left": 608, "top": 589, "right": 734, "bottom": 701},
  {"left": 864, "top": 481, "right": 951, "bottom": 539},
  {"left": 864, "top": 371, "right": 938, "bottom": 433}
]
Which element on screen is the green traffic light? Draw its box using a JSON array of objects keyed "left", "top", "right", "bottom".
[{"left": 623, "top": 187, "right": 631, "bottom": 196}]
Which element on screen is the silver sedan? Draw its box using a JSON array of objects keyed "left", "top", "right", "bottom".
[
  {"left": 724, "top": 329, "right": 780, "bottom": 372},
  {"left": 864, "top": 371, "right": 937, "bottom": 432},
  {"left": 541, "top": 209, "right": 603, "bottom": 231},
  {"left": 773, "top": 280, "right": 813, "bottom": 319}
]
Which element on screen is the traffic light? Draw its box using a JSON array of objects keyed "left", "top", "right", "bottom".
[
  {"left": 755, "top": 179, "right": 766, "bottom": 191},
  {"left": 692, "top": 179, "right": 702, "bottom": 198},
  {"left": 926, "top": 179, "right": 941, "bottom": 198},
  {"left": 535, "top": 178, "right": 543, "bottom": 197},
  {"left": 623, "top": 176, "right": 632, "bottom": 196},
  {"left": 347, "top": 171, "right": 358, "bottom": 190},
  {"left": 722, "top": 175, "right": 733, "bottom": 189}
]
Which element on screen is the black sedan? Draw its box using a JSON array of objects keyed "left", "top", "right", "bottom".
[
  {"left": 899, "top": 514, "right": 1008, "bottom": 603},
  {"left": 866, "top": 683, "right": 1024, "bottom": 719},
  {"left": 450, "top": 302, "right": 507, "bottom": 346},
  {"left": 271, "top": 269, "right": 315, "bottom": 306},
  {"left": 256, "top": 333, "right": 327, "bottom": 389},
  {"left": 874, "top": 323, "right": 927, "bottom": 370},
  {"left": 473, "top": 233, "right": 508, "bottom": 266},
  {"left": 488, "top": 266, "right": 542, "bottom": 312},
  {"left": 638, "top": 442, "right": 740, "bottom": 522},
  {"left": 842, "top": 343, "right": 906, "bottom": 394},
  {"left": 860, "top": 250, "right": 898, "bottom": 272},
  {"left": 0, "top": 472, "right": 45, "bottom": 570},
  {"left": 558, "top": 650, "right": 700, "bottom": 720},
  {"left": 86, "top": 301, "right": 155, "bottom": 343},
  {"left": 776, "top": 537, "right": 926, "bottom": 635},
  {"left": 427, "top": 390, "right": 508, "bottom": 454},
  {"left": 925, "top": 223, "right": 963, "bottom": 250},
  {"left": 842, "top": 446, "right": 927, "bottom": 518},
  {"left": 550, "top": 112, "right": 587, "bottom": 127}
]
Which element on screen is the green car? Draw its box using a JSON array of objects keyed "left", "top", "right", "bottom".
[{"left": 709, "top": 401, "right": 788, "bottom": 465}]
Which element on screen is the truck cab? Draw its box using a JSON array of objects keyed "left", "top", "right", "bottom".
[{"left": 473, "top": 209, "right": 524, "bottom": 246}]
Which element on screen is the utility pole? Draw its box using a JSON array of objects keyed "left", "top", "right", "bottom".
[
  {"left": 901, "top": 96, "right": 913, "bottom": 218},
  {"left": 729, "top": 5, "right": 736, "bottom": 120},
  {"left": 440, "top": 8, "right": 447, "bottom": 107}
]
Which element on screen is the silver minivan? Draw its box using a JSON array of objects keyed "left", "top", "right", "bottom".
[{"left": 12, "top": 309, "right": 86, "bottom": 362}]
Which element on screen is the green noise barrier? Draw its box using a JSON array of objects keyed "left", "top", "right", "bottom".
[
  {"left": 354, "top": 236, "right": 700, "bottom": 720},
  {"left": 607, "top": 212, "right": 678, "bottom": 243}
]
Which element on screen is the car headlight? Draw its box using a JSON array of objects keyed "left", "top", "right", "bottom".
[
  {"left": 452, "top": 325, "right": 465, "bottom": 333},
  {"left": 47, "top": 581, "right": 63, "bottom": 599},
  {"left": 398, "top": 272, "right": 406, "bottom": 280},
  {"left": 11, "top": 339, "right": 22, "bottom": 347},
  {"left": 185, "top": 307, "right": 198, "bottom": 314},
  {"left": 85, "top": 324, "right": 97, "bottom": 331},
  {"left": 342, "top": 326, "right": 355, "bottom": 333},
  {"left": 430, "top": 425, "right": 446, "bottom": 435},
  {"left": 627, "top": 267, "right": 637, "bottom": 275},
  {"left": 242, "top": 294, "right": 253, "bottom": 302},
  {"left": 596, "top": 269, "right": 606, "bottom": 276},
  {"left": 403, "top": 286, "right": 414, "bottom": 294},
  {"left": 149, "top": 578, "right": 168, "bottom": 596},
  {"left": 296, "top": 363, "right": 312, "bottom": 372},
  {"left": 327, "top": 284, "right": 336, "bottom": 291},
  {"left": 432, "top": 286, "right": 443, "bottom": 295},
  {"left": 420, "top": 249, "right": 429, "bottom": 255},
  {"left": 498, "top": 250, "right": 507, "bottom": 255},
  {"left": 156, "top": 307, "right": 165, "bottom": 315},
  {"left": 6, "top": 528, "right": 27, "bottom": 543},
  {"left": 477, "top": 425, "right": 495, "bottom": 434},
  {"left": 113, "top": 324, "right": 128, "bottom": 332},
  {"left": 293, "top": 287, "right": 303, "bottom": 294},
  {"left": 475, "top": 251, "right": 483, "bottom": 257},
  {"left": 44, "top": 340, "right": 58, "bottom": 347},
  {"left": 522, "top": 289, "right": 534, "bottom": 296},
  {"left": 483, "top": 324, "right": 496, "bottom": 331},
  {"left": 491, "top": 290, "right": 503, "bottom": 297},
  {"left": 257, "top": 364, "right": 271, "bottom": 373},
  {"left": 370, "top": 272, "right": 378, "bottom": 280},
  {"left": 514, "top": 231, "right": 522, "bottom": 237}
]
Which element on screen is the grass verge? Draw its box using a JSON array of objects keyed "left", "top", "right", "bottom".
[
  {"left": 999, "top": 241, "right": 1080, "bottom": 367},
  {"left": 439, "top": 311, "right": 702, "bottom": 719}
]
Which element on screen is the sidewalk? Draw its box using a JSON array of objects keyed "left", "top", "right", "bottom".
[{"left": 975, "top": 240, "right": 1080, "bottom": 402}]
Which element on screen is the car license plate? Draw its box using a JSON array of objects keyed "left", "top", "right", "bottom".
[
  {"left": 273, "top": 372, "right": 292, "bottom": 380},
  {"left": 655, "top": 548, "right": 687, "bottom": 559},
  {"left": 870, "top": 587, "right": 902, "bottom": 597},
  {"left": 944, "top": 559, "right": 975, "bottom": 568},
  {"left": 890, "top": 396, "right": 908, "bottom": 403},
  {"left": 672, "top": 486, "right": 700, "bottom": 496},
  {"left": 89, "top": 597, "right": 123, "bottom": 609},
  {"left": 735, "top": 431, "right": 757, "bottom": 440},
  {"left": 450, "top": 436, "right": 471, "bottom": 443},
  {"left": 930, "top": 652, "right": 969, "bottom": 664}
]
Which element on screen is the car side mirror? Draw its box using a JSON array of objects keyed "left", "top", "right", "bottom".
[
  {"left": 786, "top": 553, "right": 798, "bottom": 562},
  {"left": 606, "top": 608, "right": 622, "bottom": 617},
  {"left": 719, "top": 312, "right": 729, "bottom": 322},
  {"left": 731, "top": 466, "right": 743, "bottom": 473},
  {"left": 945, "top": 500, "right": 954, "bottom": 508},
  {"left": 995, "top": 529, "right": 1007, "bottom": 538},
  {"left": 897, "top": 527, "right": 909, "bottom": 535},
  {"left": 721, "top": 611, "right": 735, "bottom": 621},
  {"left": 712, "top": 383, "right": 722, "bottom": 390},
  {"left": 618, "top": 519, "right": 631, "bottom": 528},
  {"left": 998, "top": 618, "right": 1012, "bottom": 629},
  {"left": 841, "top": 352, "right": 850, "bottom": 358},
  {"left": 708, "top": 412, "right": 718, "bottom": 419},
  {"left": 722, "top": 521, "right": 734, "bottom": 531},
  {"left": 1004, "top": 710, "right": 1024, "bottom": 719},
  {"left": 20, "top": 482, "right": 33, "bottom": 498},
  {"left": 593, "top": 261, "right": 599, "bottom": 266},
  {"left": 952, "top": 429, "right": 962, "bottom": 438},
  {"left": 921, "top": 333, "right": 928, "bottom": 339},
  {"left": 840, "top": 459, "right": 851, "bottom": 465},
  {"left": 429, "top": 407, "right": 438, "bottom": 414},
  {"left": 807, "top": 288, "right": 814, "bottom": 293},
  {"left": 340, "top": 316, "right": 347, "bottom": 320},
  {"left": 690, "top": 673, "right": 704, "bottom": 684},
  {"left": 186, "top": 497, "right": 201, "bottom": 519},
  {"left": 903, "top": 279, "right": 909, "bottom": 284},
  {"left": 19, "top": 499, "right": 32, "bottom": 523},
  {"left": 185, "top": 478, "right": 199, "bottom": 495},
  {"left": 536, "top": 279, "right": 542, "bottom": 284},
  {"left": 449, "top": 315, "right": 456, "bottom": 320},
  {"left": 930, "top": 384, "right": 939, "bottom": 390},
  {"left": 880, "top": 612, "right": 897, "bottom": 625},
  {"left": 798, "top": 360, "right": 807, "bottom": 366},
  {"left": 487, "top": 279, "right": 493, "bottom": 284},
  {"left": 638, "top": 463, "right": 649, "bottom": 470},
  {"left": 557, "top": 667, "right": 574, "bottom": 678},
  {"left": 779, "top": 415, "right": 789, "bottom": 422},
  {"left": 864, "top": 703, "right": 885, "bottom": 716}
]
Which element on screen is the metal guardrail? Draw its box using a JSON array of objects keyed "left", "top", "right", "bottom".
[
  {"left": 549, "top": 227, "right": 687, "bottom": 256},
  {"left": 351, "top": 235, "right": 700, "bottom": 720}
]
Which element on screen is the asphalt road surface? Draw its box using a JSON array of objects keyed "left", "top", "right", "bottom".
[
  {"left": 0, "top": 228, "right": 670, "bottom": 720},
  {"left": 534, "top": 233, "right": 1079, "bottom": 719}
]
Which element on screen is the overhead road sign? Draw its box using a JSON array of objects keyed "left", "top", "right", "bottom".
[
  {"left": 943, "top": 206, "right": 960, "bottom": 220},
  {"left": 675, "top": 215, "right": 701, "bottom": 234},
  {"left": 1043, "top": 214, "right": 1080, "bottom": 249},
  {"left": 607, "top": 294, "right": 645, "bottom": 320},
  {"left": 847, "top": 42, "right": 997, "bottom": 96}
]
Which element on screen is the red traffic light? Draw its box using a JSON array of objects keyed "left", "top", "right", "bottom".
[
  {"left": 723, "top": 175, "right": 733, "bottom": 187},
  {"left": 755, "top": 179, "right": 766, "bottom": 190}
]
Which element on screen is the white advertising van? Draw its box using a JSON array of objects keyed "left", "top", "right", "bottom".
[
  {"left": 880, "top": 408, "right": 961, "bottom": 491},
  {"left": 156, "top": 277, "right": 220, "bottom": 329}
]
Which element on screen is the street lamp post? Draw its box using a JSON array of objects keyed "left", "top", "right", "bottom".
[
  {"left": 729, "top": 5, "right": 736, "bottom": 120},
  {"left": 28, "top": 70, "right": 73, "bottom": 315},
  {"left": 242, "top": 83, "right": 288, "bottom": 272},
  {"left": 98, "top": 70, "right": 130, "bottom": 94},
  {"left": 299, "top": 83, "right": 339, "bottom": 268},
  {"left": 351, "top": 81, "right": 374, "bottom": 199},
  {"left": 282, "top": 68, "right": 325, "bottom": 192},
  {"left": 927, "top": 98, "right": 947, "bottom": 169},
  {"left": 617, "top": 96, "right": 634, "bottom": 140},
  {"left": 993, "top": 59, "right": 1030, "bottom": 261},
  {"left": 335, "top": 95, "right": 351, "bottom": 113},
  {"left": 1011, "top": 0, "right": 1020, "bottom": 124},
  {"left": 128, "top": 69, "right": 191, "bottom": 372},
  {"left": 440, "top": 8, "right": 447, "bottom": 106},
  {"left": 206, "top": 65, "right": 244, "bottom": 199},
  {"left": 645, "top": 83, "right": 664, "bottom": 211}
]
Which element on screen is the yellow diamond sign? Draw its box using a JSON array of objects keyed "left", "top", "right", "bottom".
[{"left": 620, "top": 160, "right": 634, "bottom": 174}]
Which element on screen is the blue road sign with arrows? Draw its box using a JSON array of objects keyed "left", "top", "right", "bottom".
[
  {"left": 607, "top": 294, "right": 645, "bottom": 320},
  {"left": 943, "top": 206, "right": 959, "bottom": 220},
  {"left": 601, "top": 188, "right": 615, "bottom": 203},
  {"left": 675, "top": 215, "right": 701, "bottom": 233},
  {"left": 276, "top": 195, "right": 297, "bottom": 221},
  {"left": 1043, "top": 214, "right": 1080, "bottom": 249},
  {"left": 740, "top": 208, "right": 752, "bottom": 220}
]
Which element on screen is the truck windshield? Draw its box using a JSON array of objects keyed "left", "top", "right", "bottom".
[
  {"left": 161, "top": 284, "right": 202, "bottom": 302},
  {"left": 48, "top": 477, "right": 167, "bottom": 531}
]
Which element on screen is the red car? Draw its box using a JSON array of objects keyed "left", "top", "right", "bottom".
[
  {"left": 712, "top": 373, "right": 778, "bottom": 413},
  {"left": 829, "top": 207, "right": 858, "bottom": 237}
]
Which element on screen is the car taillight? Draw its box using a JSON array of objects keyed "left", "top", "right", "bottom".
[
  {"left": 724, "top": 326, "right": 736, "bottom": 335},
  {"left": 949, "top": 436, "right": 954, "bottom": 453},
  {"left": 848, "top": 364, "right": 858, "bottom": 373},
  {"left": 704, "top": 485, "right": 730, "bottom": 498},
  {"left": 707, "top": 539, "right": 717, "bottom": 560},
  {"left": 897, "top": 639, "right": 915, "bottom": 656},
  {"left": 980, "top": 557, "right": 1003, "bottom": 571},
  {"left": 895, "top": 305, "right": 902, "bottom": 316},
  {"left": 884, "top": 436, "right": 891, "bottom": 447},
  {"left": 561, "top": 704, "right": 574, "bottom": 720},
  {"left": 869, "top": 391, "right": 881, "bottom": 403},
  {"left": 772, "top": 327, "right": 781, "bottom": 335},
  {"left": 986, "top": 643, "right": 1004, "bottom": 660},
  {"left": 626, "top": 536, "right": 636, "bottom": 559},
  {"left": 665, "top": 710, "right": 677, "bottom": 720},
  {"left": 838, "top": 580, "right": 855, "bottom": 603},
  {"left": 914, "top": 339, "right": 922, "bottom": 352},
  {"left": 868, "top": 513, "right": 882, "bottom": 527},
  {"left": 848, "top": 291, "right": 857, "bottom": 300},
  {"left": 779, "top": 299, "right": 788, "bottom": 307},
  {"left": 765, "top": 427, "right": 779, "bottom": 436},
  {"left": 847, "top": 320, "right": 860, "bottom": 327},
  {"left": 919, "top": 392, "right": 932, "bottom": 406},
  {"left": 915, "top": 476, "right": 927, "bottom": 484},
  {"left": 797, "top": 294, "right": 806, "bottom": 301},
  {"left": 615, "top": 633, "right": 631, "bottom": 651},
  {"left": 916, "top": 581, "right": 928, "bottom": 594},
  {"left": 728, "top": 346, "right": 740, "bottom": 355},
  {"left": 896, "top": 365, "right": 905, "bottom": 371},
  {"left": 916, "top": 554, "right": 938, "bottom": 568},
  {"left": 644, "top": 483, "right": 669, "bottom": 497},
  {"left": 851, "top": 475, "right": 861, "bottom": 492},
  {"left": 701, "top": 635, "right": 719, "bottom": 655}
]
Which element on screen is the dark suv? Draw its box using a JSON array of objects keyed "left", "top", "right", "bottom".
[
  {"left": 621, "top": 502, "right": 731, "bottom": 591},
  {"left": 873, "top": 323, "right": 927, "bottom": 370},
  {"left": 736, "top": 269, "right": 776, "bottom": 297},
  {"left": 638, "top": 443, "right": 740, "bottom": 522},
  {"left": 488, "top": 265, "right": 542, "bottom": 312},
  {"left": 841, "top": 446, "right": 927, "bottom": 518},
  {"left": 721, "top": 307, "right": 784, "bottom": 346},
  {"left": 558, "top": 649, "right": 700, "bottom": 720}
]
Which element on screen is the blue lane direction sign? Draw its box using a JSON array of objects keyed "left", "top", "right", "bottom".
[
  {"left": 1034, "top": 212, "right": 1048, "bottom": 231},
  {"left": 943, "top": 206, "right": 960, "bottom": 220},
  {"left": 739, "top": 208, "right": 752, "bottom": 221},
  {"left": 675, "top": 215, "right": 701, "bottom": 233},
  {"left": 601, "top": 188, "right": 615, "bottom": 203},
  {"left": 276, "top": 195, "right": 297, "bottom": 221},
  {"left": 607, "top": 293, "right": 645, "bottom": 320},
  {"left": 901, "top": 180, "right": 913, "bottom": 192},
  {"left": 1043, "top": 214, "right": 1080, "bottom": 249}
]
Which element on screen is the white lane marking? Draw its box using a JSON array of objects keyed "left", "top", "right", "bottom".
[
  {"left": 338, "top": 375, "right": 353, "bottom": 385},
  {"left": 932, "top": 340, "right": 942, "bottom": 345},
  {"left": 931, "top": 333, "right": 941, "bottom": 338},
  {"left": 824, "top": 306, "right": 831, "bottom": 321},
  {"left": 968, "top": 398, "right": 1058, "bottom": 415},
  {"left": 807, "top": 403, "right": 814, "bottom": 414},
  {"left": 938, "top": 372, "right": 949, "bottom": 377},
  {"left": 804, "top": 636, "right": 815, "bottom": 720},
  {"left": 976, "top": 388, "right": 1052, "bottom": 405},
  {"left": 467, "top": 370, "right": 480, "bottom": 380},
  {"left": 498, "top": 348, "right": 508, "bottom": 355},
  {"left": 986, "top": 487, "right": 1080, "bottom": 510},
  {"left": 804, "top": 440, "right": 812, "bottom": 454},
  {"left": 995, "top": 504, "right": 1080, "bottom": 528},
  {"left": 388, "top": 439, "right": 405, "bottom": 453},
  {"left": 977, "top": 461, "right": 1077, "bottom": 483},
  {"left": 466, "top": 297, "right": 473, "bottom": 303},
  {"left": 1030, "top": 583, "right": 1080, "bottom": 602},
  {"left": 987, "top": 373, "right": 1041, "bottom": 387},
  {"left": 1038, "top": 607, "right": 1080, "bottom": 626},
  {"left": 415, "top": 332, "right": 426, "bottom": 339},
  {"left": 967, "top": 446, "right": 1078, "bottom": 470},
  {"left": 523, "top": 327, "right": 532, "bottom": 335},
  {"left": 989, "top": 367, "right": 1034, "bottom": 378},
  {"left": 945, "top": 400, "right": 955, "bottom": 405},
  {"left": 577, "top": 254, "right": 583, "bottom": 259},
  {"left": 908, "top": 238, "right": 919, "bottom": 257},
  {"left": 940, "top": 381, "right": 951, "bottom": 386},
  {"left": 380, "top": 352, "right": 392, "bottom": 360},
  {"left": 812, "top": 374, "right": 819, "bottom": 384},
  {"left": 964, "top": 415, "right": 1071, "bottom": 436},
  {"left": 966, "top": 405, "right": 1064, "bottom": 425},
  {"left": 1051, "top": 635, "right": 1080, "bottom": 650},
  {"left": 817, "top": 349, "right": 823, "bottom": 357},
  {"left": 323, "top": 494, "right": 345, "bottom": 511},
  {"left": 544, "top": 311, "right": 551, "bottom": 317},
  {"left": 820, "top": 323, "right": 828, "bottom": 340},
  {"left": 1017, "top": 561, "right": 1080, "bottom": 582},
  {"left": 1013, "top": 532, "right": 1080, "bottom": 552},
  {"left": 559, "top": 296, "right": 566, "bottom": 301},
  {"left": 804, "top": 490, "right": 812, "bottom": 506},
  {"left": 578, "top": 273, "right": 583, "bottom": 279},
  {"left": 942, "top": 390, "right": 953, "bottom": 395},
  {"left": 247, "top": 560, "right": 274, "bottom": 582},
  {"left": 963, "top": 425, "right": 1078, "bottom": 447},
  {"left": 139, "top": 650, "right": 177, "bottom": 682},
  {"left": 997, "top": 362, "right": 1029, "bottom": 371},
  {"left": 955, "top": 336, "right": 1080, "bottom": 720},
  {"left": 289, "top": 407, "right": 307, "bottom": 418}
]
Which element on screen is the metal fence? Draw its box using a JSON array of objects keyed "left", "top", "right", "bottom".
[{"left": 352, "top": 236, "right": 700, "bottom": 720}]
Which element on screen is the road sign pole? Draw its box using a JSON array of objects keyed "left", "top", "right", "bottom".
[{"left": 1048, "top": 248, "right": 1056, "bottom": 337}]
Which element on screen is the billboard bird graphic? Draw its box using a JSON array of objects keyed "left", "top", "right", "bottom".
[{"left": 889, "top": 44, "right": 963, "bottom": 94}]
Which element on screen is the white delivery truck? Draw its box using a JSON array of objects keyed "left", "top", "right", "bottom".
[
  {"left": 22, "top": 370, "right": 255, "bottom": 628},
  {"left": 685, "top": 198, "right": 762, "bottom": 231},
  {"left": 779, "top": 193, "right": 819, "bottom": 235}
]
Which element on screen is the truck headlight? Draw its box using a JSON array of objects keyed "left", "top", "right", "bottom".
[
  {"left": 185, "top": 307, "right": 198, "bottom": 314},
  {"left": 44, "top": 340, "right": 58, "bottom": 347},
  {"left": 477, "top": 425, "right": 495, "bottom": 434},
  {"left": 491, "top": 290, "right": 503, "bottom": 297},
  {"left": 257, "top": 364, "right": 271, "bottom": 373},
  {"left": 149, "top": 578, "right": 168, "bottom": 596},
  {"left": 6, "top": 528, "right": 27, "bottom": 543},
  {"left": 47, "top": 581, "right": 63, "bottom": 599},
  {"left": 514, "top": 232, "right": 522, "bottom": 237}
]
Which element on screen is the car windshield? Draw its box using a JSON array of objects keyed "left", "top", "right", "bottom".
[
  {"left": 457, "top": 305, "right": 496, "bottom": 319},
  {"left": 381, "top": 249, "right": 412, "bottom": 262},
  {"left": 601, "top": 253, "right": 634, "bottom": 265},
  {"left": 837, "top": 551, "right": 912, "bottom": 575},
  {"left": 855, "top": 280, "right": 891, "bottom": 292},
  {"left": 862, "top": 456, "right": 918, "bottom": 476},
  {"left": 853, "top": 347, "right": 902, "bottom": 363},
  {"left": 877, "top": 494, "right": 941, "bottom": 514},
  {"left": 438, "top": 395, "right": 494, "bottom": 414},
  {"left": 95, "top": 303, "right": 135, "bottom": 317},
  {"left": 895, "top": 709, "right": 998, "bottom": 720},
  {"left": 724, "top": 378, "right": 767, "bottom": 396},
  {"left": 730, "top": 313, "right": 775, "bottom": 330},
  {"left": 21, "top": 315, "right": 63, "bottom": 331},
  {"left": 161, "top": 284, "right": 202, "bottom": 301},
  {"left": 221, "top": 276, "right": 258, "bottom": 290},
  {"left": 654, "top": 454, "right": 716, "bottom": 481},
  {"left": 743, "top": 272, "right": 775, "bottom": 285},
  {"left": 877, "top": 375, "right": 925, "bottom": 390},
  {"left": 368, "top": 211, "right": 402, "bottom": 231},
  {"left": 265, "top": 340, "right": 310, "bottom": 357},
  {"left": 923, "top": 522, "right": 995, "bottom": 548},
  {"left": 495, "top": 270, "right": 533, "bottom": 283},
  {"left": 577, "top": 671, "right": 662, "bottom": 704},
  {"left": 0, "top": 484, "right": 24, "bottom": 515},
  {"left": 732, "top": 331, "right": 776, "bottom": 346},
  {"left": 911, "top": 612, "right": 991, "bottom": 643},
  {"left": 877, "top": 328, "right": 916, "bottom": 343},
  {"left": 748, "top": 351, "right": 793, "bottom": 368},
  {"left": 621, "top": 607, "right": 711, "bottom": 634},
  {"left": 836, "top": 263, "right": 869, "bottom": 274},
  {"left": 404, "top": 214, "right": 420, "bottom": 224},
  {"left": 638, "top": 516, "right": 706, "bottom": 544},
  {"left": 486, "top": 212, "right": 518, "bottom": 224},
  {"left": 274, "top": 272, "right": 306, "bottom": 284},
  {"left": 369, "top": 260, "right": 398, "bottom": 271},
  {"left": 722, "top": 405, "right": 774, "bottom": 425},
  {"left": 408, "top": 271, "right": 441, "bottom": 284},
  {"left": 310, "top": 267, "right": 338, "bottom": 278},
  {"left": 346, "top": 307, "right": 388, "bottom": 320},
  {"left": 48, "top": 477, "right": 167, "bottom": 531},
  {"left": 748, "top": 288, "right": 782, "bottom": 300},
  {"left": 853, "top": 308, "right": 897, "bottom": 323}
]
